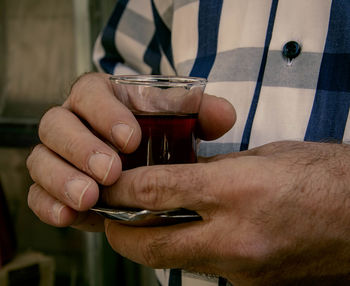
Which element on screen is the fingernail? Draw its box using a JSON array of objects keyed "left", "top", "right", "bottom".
[
  {"left": 88, "top": 153, "right": 114, "bottom": 183},
  {"left": 52, "top": 201, "right": 65, "bottom": 225},
  {"left": 65, "top": 179, "right": 91, "bottom": 208},
  {"left": 111, "top": 123, "right": 134, "bottom": 151}
]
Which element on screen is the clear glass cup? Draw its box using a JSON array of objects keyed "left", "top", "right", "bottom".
[
  {"left": 110, "top": 75, "right": 207, "bottom": 168},
  {"left": 92, "top": 75, "right": 207, "bottom": 226}
]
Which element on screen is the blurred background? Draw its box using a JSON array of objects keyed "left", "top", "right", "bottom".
[{"left": 0, "top": 0, "right": 157, "bottom": 285}]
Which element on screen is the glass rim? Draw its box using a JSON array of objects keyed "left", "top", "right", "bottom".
[{"left": 109, "top": 75, "right": 207, "bottom": 88}]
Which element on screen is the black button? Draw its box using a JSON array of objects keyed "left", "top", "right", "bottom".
[{"left": 282, "top": 41, "right": 301, "bottom": 60}]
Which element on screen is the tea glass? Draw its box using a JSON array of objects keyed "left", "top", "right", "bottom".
[{"left": 92, "top": 75, "right": 207, "bottom": 226}]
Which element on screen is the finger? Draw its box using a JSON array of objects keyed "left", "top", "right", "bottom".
[
  {"left": 100, "top": 163, "right": 217, "bottom": 213},
  {"left": 28, "top": 183, "right": 78, "bottom": 227},
  {"left": 104, "top": 219, "right": 215, "bottom": 271},
  {"left": 38, "top": 107, "right": 121, "bottom": 185},
  {"left": 27, "top": 144, "right": 99, "bottom": 211},
  {"left": 101, "top": 154, "right": 263, "bottom": 213},
  {"left": 197, "top": 94, "right": 236, "bottom": 140},
  {"left": 63, "top": 72, "right": 142, "bottom": 153},
  {"left": 28, "top": 183, "right": 105, "bottom": 231}
]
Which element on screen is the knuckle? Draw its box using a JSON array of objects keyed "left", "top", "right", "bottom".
[
  {"left": 38, "top": 106, "right": 64, "bottom": 143},
  {"left": 27, "top": 183, "right": 41, "bottom": 209},
  {"left": 233, "top": 235, "right": 272, "bottom": 264},
  {"left": 26, "top": 144, "right": 46, "bottom": 174},
  {"left": 132, "top": 167, "right": 173, "bottom": 209},
  {"left": 69, "top": 72, "right": 100, "bottom": 110}
]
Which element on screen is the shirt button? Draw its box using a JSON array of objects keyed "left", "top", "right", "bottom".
[{"left": 282, "top": 41, "right": 301, "bottom": 60}]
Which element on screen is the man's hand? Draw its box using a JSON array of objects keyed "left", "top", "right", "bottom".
[
  {"left": 102, "top": 141, "right": 350, "bottom": 285},
  {"left": 26, "top": 72, "right": 236, "bottom": 231}
]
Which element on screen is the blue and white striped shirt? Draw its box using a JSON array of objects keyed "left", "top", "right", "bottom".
[{"left": 93, "top": 0, "right": 350, "bottom": 285}]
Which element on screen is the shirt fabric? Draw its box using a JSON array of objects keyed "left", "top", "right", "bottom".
[{"left": 93, "top": 0, "right": 350, "bottom": 285}]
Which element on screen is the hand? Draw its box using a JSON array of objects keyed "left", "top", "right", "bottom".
[
  {"left": 102, "top": 141, "right": 350, "bottom": 285},
  {"left": 26, "top": 72, "right": 236, "bottom": 231}
]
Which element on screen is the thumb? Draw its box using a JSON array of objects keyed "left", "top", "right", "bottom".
[{"left": 197, "top": 94, "right": 236, "bottom": 141}]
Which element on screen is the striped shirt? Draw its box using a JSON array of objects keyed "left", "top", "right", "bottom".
[{"left": 93, "top": 0, "right": 350, "bottom": 285}]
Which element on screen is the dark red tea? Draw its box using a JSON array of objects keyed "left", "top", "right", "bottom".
[{"left": 120, "top": 113, "right": 198, "bottom": 170}]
